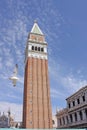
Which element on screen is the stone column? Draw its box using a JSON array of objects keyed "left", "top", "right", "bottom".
[
  {"left": 68, "top": 115, "right": 71, "bottom": 124},
  {"left": 72, "top": 113, "right": 75, "bottom": 123},
  {"left": 82, "top": 109, "right": 86, "bottom": 120},
  {"left": 77, "top": 111, "right": 80, "bottom": 122},
  {"left": 75, "top": 99, "right": 77, "bottom": 106},
  {"left": 65, "top": 116, "right": 67, "bottom": 125},
  {"left": 80, "top": 96, "right": 83, "bottom": 104},
  {"left": 57, "top": 118, "right": 60, "bottom": 127},
  {"left": 61, "top": 117, "right": 63, "bottom": 126},
  {"left": 71, "top": 102, "right": 73, "bottom": 108}
]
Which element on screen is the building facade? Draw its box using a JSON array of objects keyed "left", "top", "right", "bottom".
[
  {"left": 22, "top": 21, "right": 52, "bottom": 128},
  {"left": 0, "top": 111, "right": 14, "bottom": 128},
  {"left": 56, "top": 86, "right": 87, "bottom": 128},
  {"left": 52, "top": 115, "right": 57, "bottom": 128},
  {"left": 0, "top": 113, "right": 9, "bottom": 128}
]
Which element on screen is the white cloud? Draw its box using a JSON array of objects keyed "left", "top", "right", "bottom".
[
  {"left": 61, "top": 75, "right": 87, "bottom": 93},
  {"left": 49, "top": 58, "right": 87, "bottom": 98},
  {"left": 0, "top": 102, "right": 22, "bottom": 122},
  {"left": 51, "top": 88, "right": 66, "bottom": 99}
]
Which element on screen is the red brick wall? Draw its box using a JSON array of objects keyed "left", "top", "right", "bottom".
[{"left": 22, "top": 57, "right": 52, "bottom": 128}]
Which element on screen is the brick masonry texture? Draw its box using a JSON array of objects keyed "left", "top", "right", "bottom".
[{"left": 23, "top": 57, "right": 52, "bottom": 128}]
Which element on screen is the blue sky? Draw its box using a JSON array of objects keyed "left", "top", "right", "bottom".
[{"left": 0, "top": 0, "right": 87, "bottom": 121}]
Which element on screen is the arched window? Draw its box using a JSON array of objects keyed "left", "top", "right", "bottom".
[
  {"left": 32, "top": 46, "right": 34, "bottom": 50},
  {"left": 35, "top": 46, "right": 37, "bottom": 51},
  {"left": 41, "top": 48, "right": 44, "bottom": 52},
  {"left": 38, "top": 47, "right": 40, "bottom": 51}
]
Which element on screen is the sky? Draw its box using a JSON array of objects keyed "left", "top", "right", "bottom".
[{"left": 0, "top": 0, "right": 87, "bottom": 121}]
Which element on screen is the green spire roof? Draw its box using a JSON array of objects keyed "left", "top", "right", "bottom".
[{"left": 31, "top": 21, "right": 43, "bottom": 35}]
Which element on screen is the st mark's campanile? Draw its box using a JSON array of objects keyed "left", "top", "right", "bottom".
[{"left": 22, "top": 21, "right": 52, "bottom": 128}]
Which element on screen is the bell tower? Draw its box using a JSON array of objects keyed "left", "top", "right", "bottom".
[{"left": 22, "top": 21, "right": 52, "bottom": 128}]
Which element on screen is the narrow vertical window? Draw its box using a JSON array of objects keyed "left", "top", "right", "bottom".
[
  {"left": 68, "top": 103, "right": 71, "bottom": 108},
  {"left": 38, "top": 47, "right": 40, "bottom": 51},
  {"left": 77, "top": 98, "right": 80, "bottom": 104},
  {"left": 82, "top": 95, "right": 85, "bottom": 102},
  {"left": 32, "top": 46, "right": 34, "bottom": 50},
  {"left": 79, "top": 111, "right": 83, "bottom": 120},
  {"left": 41, "top": 48, "right": 44, "bottom": 52},
  {"left": 35, "top": 46, "right": 37, "bottom": 51},
  {"left": 63, "top": 117, "right": 65, "bottom": 125},
  {"left": 85, "top": 109, "right": 87, "bottom": 118},
  {"left": 75, "top": 112, "right": 77, "bottom": 121},
  {"left": 73, "top": 101, "right": 75, "bottom": 106},
  {"left": 70, "top": 114, "right": 73, "bottom": 122},
  {"left": 60, "top": 118, "right": 62, "bottom": 125},
  {"left": 66, "top": 116, "right": 69, "bottom": 124}
]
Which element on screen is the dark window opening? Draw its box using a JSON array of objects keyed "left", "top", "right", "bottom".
[
  {"left": 60, "top": 119, "right": 62, "bottom": 125},
  {"left": 68, "top": 103, "right": 71, "bottom": 108},
  {"left": 85, "top": 109, "right": 87, "bottom": 118},
  {"left": 66, "top": 116, "right": 69, "bottom": 124},
  {"left": 38, "top": 47, "right": 40, "bottom": 51},
  {"left": 63, "top": 117, "right": 65, "bottom": 125},
  {"left": 32, "top": 46, "right": 34, "bottom": 50},
  {"left": 75, "top": 112, "right": 77, "bottom": 121},
  {"left": 79, "top": 111, "right": 83, "bottom": 120},
  {"left": 77, "top": 98, "right": 80, "bottom": 104},
  {"left": 70, "top": 114, "right": 73, "bottom": 123},
  {"left": 82, "top": 95, "right": 85, "bottom": 102},
  {"left": 35, "top": 46, "right": 37, "bottom": 51},
  {"left": 73, "top": 101, "right": 75, "bottom": 106},
  {"left": 41, "top": 48, "right": 44, "bottom": 52},
  {"left": 52, "top": 120, "right": 55, "bottom": 124}
]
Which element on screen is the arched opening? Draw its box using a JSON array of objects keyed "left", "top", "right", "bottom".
[
  {"left": 66, "top": 116, "right": 69, "bottom": 124},
  {"left": 82, "top": 95, "right": 85, "bottom": 102},
  {"left": 41, "top": 48, "right": 44, "bottom": 52},
  {"left": 79, "top": 111, "right": 83, "bottom": 120},
  {"left": 38, "top": 47, "right": 40, "bottom": 51},
  {"left": 32, "top": 46, "right": 34, "bottom": 50},
  {"left": 52, "top": 120, "right": 55, "bottom": 125},
  {"left": 35, "top": 46, "right": 37, "bottom": 51},
  {"left": 85, "top": 109, "right": 87, "bottom": 118},
  {"left": 75, "top": 112, "right": 77, "bottom": 121},
  {"left": 77, "top": 98, "right": 80, "bottom": 104},
  {"left": 73, "top": 101, "right": 75, "bottom": 106},
  {"left": 63, "top": 117, "right": 65, "bottom": 125},
  {"left": 59, "top": 118, "right": 62, "bottom": 125},
  {"left": 70, "top": 114, "right": 73, "bottom": 123}
]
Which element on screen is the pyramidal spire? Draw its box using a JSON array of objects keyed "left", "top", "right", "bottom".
[{"left": 31, "top": 20, "right": 43, "bottom": 35}]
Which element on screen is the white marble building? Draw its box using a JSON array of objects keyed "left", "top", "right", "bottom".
[
  {"left": 52, "top": 115, "right": 57, "bottom": 128},
  {"left": 56, "top": 86, "right": 87, "bottom": 128}
]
